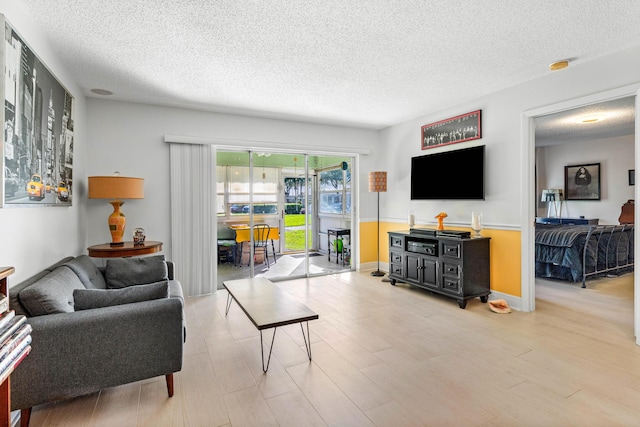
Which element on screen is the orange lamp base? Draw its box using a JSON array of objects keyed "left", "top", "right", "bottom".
[{"left": 108, "top": 200, "right": 126, "bottom": 246}]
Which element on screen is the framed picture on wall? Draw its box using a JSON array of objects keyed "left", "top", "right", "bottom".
[
  {"left": 2, "top": 14, "right": 75, "bottom": 207},
  {"left": 629, "top": 169, "right": 635, "bottom": 186},
  {"left": 421, "top": 110, "right": 481, "bottom": 149},
  {"left": 564, "top": 163, "right": 601, "bottom": 201}
]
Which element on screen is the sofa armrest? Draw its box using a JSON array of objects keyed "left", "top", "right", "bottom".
[
  {"left": 168, "top": 278, "right": 182, "bottom": 300},
  {"left": 10, "top": 293, "right": 184, "bottom": 411}
]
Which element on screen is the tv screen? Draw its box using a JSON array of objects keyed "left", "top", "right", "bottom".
[{"left": 411, "top": 145, "right": 485, "bottom": 200}]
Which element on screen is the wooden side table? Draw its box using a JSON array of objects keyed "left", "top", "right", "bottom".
[{"left": 87, "top": 241, "right": 163, "bottom": 258}]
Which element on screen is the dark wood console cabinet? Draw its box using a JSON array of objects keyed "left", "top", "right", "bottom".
[{"left": 388, "top": 230, "right": 491, "bottom": 309}]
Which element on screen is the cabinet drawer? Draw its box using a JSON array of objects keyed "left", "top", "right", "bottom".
[
  {"left": 390, "top": 252, "right": 403, "bottom": 264},
  {"left": 442, "top": 277, "right": 461, "bottom": 294},
  {"left": 442, "top": 242, "right": 461, "bottom": 258},
  {"left": 390, "top": 263, "right": 403, "bottom": 276},
  {"left": 390, "top": 236, "right": 403, "bottom": 248},
  {"left": 442, "top": 262, "right": 460, "bottom": 277}
]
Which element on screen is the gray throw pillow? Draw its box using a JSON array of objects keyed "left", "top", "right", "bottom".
[
  {"left": 19, "top": 266, "right": 85, "bottom": 316},
  {"left": 63, "top": 255, "right": 107, "bottom": 289},
  {"left": 73, "top": 281, "right": 169, "bottom": 311},
  {"left": 105, "top": 255, "right": 168, "bottom": 289}
]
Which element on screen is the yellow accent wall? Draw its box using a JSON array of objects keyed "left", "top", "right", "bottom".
[{"left": 360, "top": 221, "right": 522, "bottom": 297}]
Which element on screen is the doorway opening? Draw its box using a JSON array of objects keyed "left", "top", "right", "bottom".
[
  {"left": 533, "top": 96, "right": 636, "bottom": 335},
  {"left": 523, "top": 86, "right": 639, "bottom": 342}
]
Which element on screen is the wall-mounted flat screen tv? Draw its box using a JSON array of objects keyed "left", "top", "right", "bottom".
[{"left": 411, "top": 145, "right": 485, "bottom": 200}]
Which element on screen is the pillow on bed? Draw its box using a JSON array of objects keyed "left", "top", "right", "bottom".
[{"left": 73, "top": 281, "right": 169, "bottom": 311}]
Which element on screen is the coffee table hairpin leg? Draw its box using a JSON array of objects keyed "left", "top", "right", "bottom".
[
  {"left": 260, "top": 322, "right": 312, "bottom": 373},
  {"left": 301, "top": 322, "right": 312, "bottom": 360},
  {"left": 225, "top": 292, "right": 276, "bottom": 372},
  {"left": 260, "top": 329, "right": 277, "bottom": 373},
  {"left": 225, "top": 292, "right": 234, "bottom": 315}
]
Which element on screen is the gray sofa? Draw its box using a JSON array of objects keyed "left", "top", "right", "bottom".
[{"left": 8, "top": 254, "right": 185, "bottom": 426}]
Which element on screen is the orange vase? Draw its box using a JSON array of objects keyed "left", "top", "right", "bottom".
[{"left": 108, "top": 200, "right": 126, "bottom": 245}]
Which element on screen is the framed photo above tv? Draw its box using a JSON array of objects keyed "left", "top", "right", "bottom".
[
  {"left": 421, "top": 110, "right": 481, "bottom": 150},
  {"left": 564, "top": 163, "right": 601, "bottom": 201}
]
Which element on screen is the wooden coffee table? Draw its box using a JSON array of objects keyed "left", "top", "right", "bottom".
[{"left": 223, "top": 277, "right": 318, "bottom": 372}]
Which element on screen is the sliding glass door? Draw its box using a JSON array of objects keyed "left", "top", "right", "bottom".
[{"left": 216, "top": 149, "right": 354, "bottom": 287}]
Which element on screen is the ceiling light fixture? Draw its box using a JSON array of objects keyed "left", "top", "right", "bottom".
[
  {"left": 90, "top": 88, "right": 114, "bottom": 96},
  {"left": 549, "top": 60, "right": 569, "bottom": 71},
  {"left": 576, "top": 114, "right": 606, "bottom": 124}
]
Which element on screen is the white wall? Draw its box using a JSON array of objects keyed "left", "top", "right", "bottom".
[
  {"left": 86, "top": 100, "right": 379, "bottom": 262},
  {"left": 0, "top": 2, "right": 87, "bottom": 285},
  {"left": 537, "top": 135, "right": 634, "bottom": 224},
  {"left": 379, "top": 44, "right": 640, "bottom": 231}
]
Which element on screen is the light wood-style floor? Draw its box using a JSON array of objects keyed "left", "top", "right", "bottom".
[{"left": 25, "top": 272, "right": 640, "bottom": 426}]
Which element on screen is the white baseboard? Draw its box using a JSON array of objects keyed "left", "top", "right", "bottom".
[
  {"left": 488, "top": 291, "right": 522, "bottom": 312},
  {"left": 359, "top": 261, "right": 387, "bottom": 273}
]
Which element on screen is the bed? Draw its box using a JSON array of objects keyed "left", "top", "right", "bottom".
[{"left": 535, "top": 224, "right": 634, "bottom": 287}]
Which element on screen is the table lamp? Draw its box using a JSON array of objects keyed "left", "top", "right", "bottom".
[
  {"left": 88, "top": 173, "right": 144, "bottom": 246},
  {"left": 369, "top": 171, "right": 387, "bottom": 277},
  {"left": 541, "top": 188, "right": 563, "bottom": 218}
]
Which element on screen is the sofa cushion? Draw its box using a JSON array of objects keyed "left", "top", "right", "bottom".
[
  {"left": 63, "top": 255, "right": 107, "bottom": 289},
  {"left": 19, "top": 266, "right": 85, "bottom": 316},
  {"left": 9, "top": 257, "right": 76, "bottom": 317},
  {"left": 73, "top": 281, "right": 169, "bottom": 311},
  {"left": 105, "top": 255, "right": 169, "bottom": 289}
]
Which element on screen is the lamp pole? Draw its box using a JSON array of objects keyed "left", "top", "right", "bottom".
[
  {"left": 368, "top": 171, "right": 387, "bottom": 277},
  {"left": 371, "top": 190, "right": 384, "bottom": 277}
]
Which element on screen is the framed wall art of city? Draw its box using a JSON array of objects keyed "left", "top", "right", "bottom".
[
  {"left": 564, "top": 163, "right": 601, "bottom": 201},
  {"left": 2, "top": 14, "right": 74, "bottom": 207},
  {"left": 421, "top": 110, "right": 481, "bottom": 150}
]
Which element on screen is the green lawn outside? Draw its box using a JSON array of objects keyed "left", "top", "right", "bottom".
[
  {"left": 285, "top": 230, "right": 312, "bottom": 251},
  {"left": 284, "top": 214, "right": 312, "bottom": 250},
  {"left": 284, "top": 214, "right": 310, "bottom": 227}
]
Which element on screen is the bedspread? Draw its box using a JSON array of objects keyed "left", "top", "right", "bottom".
[{"left": 535, "top": 224, "right": 634, "bottom": 285}]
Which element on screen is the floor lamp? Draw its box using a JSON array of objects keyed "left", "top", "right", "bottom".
[{"left": 369, "top": 171, "right": 387, "bottom": 277}]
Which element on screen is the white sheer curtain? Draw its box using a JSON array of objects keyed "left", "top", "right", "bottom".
[{"left": 169, "top": 143, "right": 216, "bottom": 296}]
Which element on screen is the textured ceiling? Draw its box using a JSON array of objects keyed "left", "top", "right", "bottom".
[
  {"left": 14, "top": 0, "right": 640, "bottom": 131},
  {"left": 535, "top": 96, "right": 636, "bottom": 146}
]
